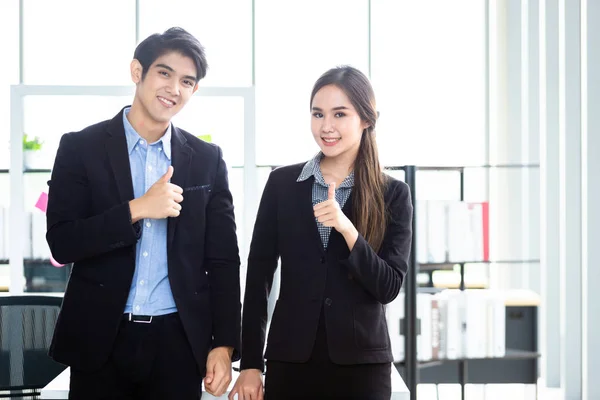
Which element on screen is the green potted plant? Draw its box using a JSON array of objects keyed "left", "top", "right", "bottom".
[{"left": 23, "top": 134, "right": 44, "bottom": 170}]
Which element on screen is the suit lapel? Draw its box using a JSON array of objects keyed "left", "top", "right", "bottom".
[
  {"left": 167, "top": 126, "right": 192, "bottom": 252},
  {"left": 106, "top": 109, "right": 135, "bottom": 203}
]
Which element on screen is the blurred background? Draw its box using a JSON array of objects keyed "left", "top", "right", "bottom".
[{"left": 0, "top": 1, "right": 598, "bottom": 399}]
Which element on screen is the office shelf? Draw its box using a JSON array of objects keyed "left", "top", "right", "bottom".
[
  {"left": 0, "top": 258, "right": 56, "bottom": 265},
  {"left": 0, "top": 169, "right": 52, "bottom": 173},
  {"left": 396, "top": 164, "right": 540, "bottom": 400},
  {"left": 397, "top": 349, "right": 540, "bottom": 369}
]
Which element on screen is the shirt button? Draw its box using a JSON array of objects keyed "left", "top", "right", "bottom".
[
  {"left": 135, "top": 305, "right": 140, "bottom": 312},
  {"left": 146, "top": 222, "right": 151, "bottom": 228},
  {"left": 143, "top": 251, "right": 148, "bottom": 257},
  {"left": 148, "top": 165, "right": 152, "bottom": 171},
  {"left": 139, "top": 280, "right": 144, "bottom": 286},
  {"left": 325, "top": 298, "right": 332, "bottom": 306},
  {"left": 140, "top": 140, "right": 145, "bottom": 145}
]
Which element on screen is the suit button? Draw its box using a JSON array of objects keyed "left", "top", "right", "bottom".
[
  {"left": 320, "top": 256, "right": 326, "bottom": 263},
  {"left": 325, "top": 298, "right": 332, "bottom": 306}
]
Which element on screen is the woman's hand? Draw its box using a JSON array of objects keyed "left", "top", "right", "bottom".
[
  {"left": 228, "top": 368, "right": 264, "bottom": 400},
  {"left": 313, "top": 182, "right": 359, "bottom": 250},
  {"left": 313, "top": 182, "right": 352, "bottom": 234}
]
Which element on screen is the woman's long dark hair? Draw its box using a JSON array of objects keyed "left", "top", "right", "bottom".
[{"left": 310, "top": 66, "right": 386, "bottom": 251}]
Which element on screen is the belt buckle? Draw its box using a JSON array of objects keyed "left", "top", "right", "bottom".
[{"left": 128, "top": 313, "right": 153, "bottom": 324}]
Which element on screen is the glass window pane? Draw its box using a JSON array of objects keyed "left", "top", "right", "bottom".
[
  {"left": 172, "top": 95, "right": 244, "bottom": 167},
  {"left": 371, "top": 0, "right": 486, "bottom": 167},
  {"left": 0, "top": 0, "right": 19, "bottom": 170},
  {"left": 138, "top": 0, "right": 252, "bottom": 87},
  {"left": 255, "top": 0, "right": 369, "bottom": 166},
  {"left": 23, "top": 0, "right": 135, "bottom": 85},
  {"left": 23, "top": 96, "right": 131, "bottom": 169}
]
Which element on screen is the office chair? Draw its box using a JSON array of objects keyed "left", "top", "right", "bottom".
[{"left": 0, "top": 296, "right": 66, "bottom": 398}]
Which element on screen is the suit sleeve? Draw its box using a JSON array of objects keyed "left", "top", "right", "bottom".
[
  {"left": 204, "top": 147, "right": 242, "bottom": 361},
  {"left": 239, "top": 172, "right": 280, "bottom": 372},
  {"left": 46, "top": 133, "right": 141, "bottom": 265},
  {"left": 341, "top": 181, "right": 413, "bottom": 304}
]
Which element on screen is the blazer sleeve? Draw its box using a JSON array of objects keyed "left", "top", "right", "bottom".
[
  {"left": 341, "top": 180, "right": 413, "bottom": 304},
  {"left": 204, "top": 147, "right": 242, "bottom": 361},
  {"left": 46, "top": 133, "right": 141, "bottom": 265},
  {"left": 239, "top": 172, "right": 280, "bottom": 372}
]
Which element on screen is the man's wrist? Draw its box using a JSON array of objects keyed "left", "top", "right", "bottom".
[{"left": 129, "top": 198, "right": 144, "bottom": 223}]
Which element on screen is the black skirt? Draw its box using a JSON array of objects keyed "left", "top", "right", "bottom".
[{"left": 264, "top": 309, "right": 392, "bottom": 400}]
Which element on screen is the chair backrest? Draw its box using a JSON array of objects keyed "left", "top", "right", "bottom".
[{"left": 0, "top": 296, "right": 66, "bottom": 397}]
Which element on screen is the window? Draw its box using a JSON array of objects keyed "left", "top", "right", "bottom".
[
  {"left": 0, "top": 0, "right": 19, "bottom": 170},
  {"left": 371, "top": 0, "right": 486, "bottom": 167},
  {"left": 23, "top": 0, "right": 135, "bottom": 85},
  {"left": 172, "top": 95, "right": 245, "bottom": 167},
  {"left": 255, "top": 0, "right": 369, "bottom": 166},
  {"left": 138, "top": 0, "right": 252, "bottom": 87}
]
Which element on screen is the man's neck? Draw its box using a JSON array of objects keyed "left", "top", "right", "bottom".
[{"left": 127, "top": 103, "right": 169, "bottom": 144}]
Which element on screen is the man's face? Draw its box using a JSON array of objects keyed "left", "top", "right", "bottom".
[{"left": 131, "top": 51, "right": 198, "bottom": 125}]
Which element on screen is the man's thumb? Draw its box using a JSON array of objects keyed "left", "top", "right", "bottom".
[
  {"left": 161, "top": 166, "right": 174, "bottom": 183},
  {"left": 328, "top": 182, "right": 336, "bottom": 200},
  {"left": 205, "top": 370, "right": 214, "bottom": 384}
]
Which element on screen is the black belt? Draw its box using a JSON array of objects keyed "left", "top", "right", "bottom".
[{"left": 122, "top": 312, "right": 178, "bottom": 324}]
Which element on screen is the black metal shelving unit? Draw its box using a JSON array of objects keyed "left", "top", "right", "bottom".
[{"left": 391, "top": 164, "right": 540, "bottom": 400}]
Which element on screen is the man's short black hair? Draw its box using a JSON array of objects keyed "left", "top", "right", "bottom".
[{"left": 134, "top": 27, "right": 208, "bottom": 81}]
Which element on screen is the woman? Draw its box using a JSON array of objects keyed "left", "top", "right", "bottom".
[{"left": 230, "top": 66, "right": 413, "bottom": 399}]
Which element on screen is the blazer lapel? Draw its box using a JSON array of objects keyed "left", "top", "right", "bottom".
[
  {"left": 296, "top": 177, "right": 326, "bottom": 255},
  {"left": 167, "top": 126, "right": 192, "bottom": 251},
  {"left": 106, "top": 109, "right": 135, "bottom": 203}
]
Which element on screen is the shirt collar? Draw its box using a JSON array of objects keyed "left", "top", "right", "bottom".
[
  {"left": 123, "top": 107, "right": 172, "bottom": 160},
  {"left": 297, "top": 152, "right": 355, "bottom": 188}
]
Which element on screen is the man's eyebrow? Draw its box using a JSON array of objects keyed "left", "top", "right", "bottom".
[
  {"left": 155, "top": 63, "right": 197, "bottom": 83},
  {"left": 155, "top": 63, "right": 174, "bottom": 72}
]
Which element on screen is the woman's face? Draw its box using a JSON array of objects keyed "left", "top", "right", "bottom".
[{"left": 311, "top": 84, "right": 369, "bottom": 160}]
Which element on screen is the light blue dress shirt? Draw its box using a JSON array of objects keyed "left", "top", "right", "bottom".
[{"left": 122, "top": 107, "right": 177, "bottom": 316}]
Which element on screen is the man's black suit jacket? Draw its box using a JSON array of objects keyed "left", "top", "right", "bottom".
[
  {"left": 46, "top": 108, "right": 241, "bottom": 374},
  {"left": 240, "top": 164, "right": 413, "bottom": 372}
]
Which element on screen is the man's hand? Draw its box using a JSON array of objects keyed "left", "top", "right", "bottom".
[
  {"left": 204, "top": 346, "right": 233, "bottom": 397},
  {"left": 129, "top": 166, "right": 183, "bottom": 222},
  {"left": 229, "top": 369, "right": 263, "bottom": 400}
]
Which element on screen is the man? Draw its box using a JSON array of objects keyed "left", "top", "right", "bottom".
[{"left": 46, "top": 27, "right": 241, "bottom": 400}]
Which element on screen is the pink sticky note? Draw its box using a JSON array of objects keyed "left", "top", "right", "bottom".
[
  {"left": 34, "top": 192, "right": 64, "bottom": 267},
  {"left": 35, "top": 192, "right": 48, "bottom": 213},
  {"left": 50, "top": 256, "right": 65, "bottom": 268}
]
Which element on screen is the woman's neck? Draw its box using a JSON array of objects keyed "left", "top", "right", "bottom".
[{"left": 320, "top": 152, "right": 356, "bottom": 185}]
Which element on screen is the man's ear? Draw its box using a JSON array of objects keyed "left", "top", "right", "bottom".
[{"left": 131, "top": 59, "right": 143, "bottom": 84}]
